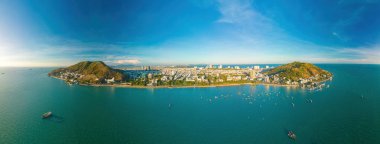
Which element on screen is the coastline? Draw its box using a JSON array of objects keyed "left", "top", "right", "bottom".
[
  {"left": 49, "top": 76, "right": 327, "bottom": 89},
  {"left": 50, "top": 76, "right": 259, "bottom": 88},
  {"left": 80, "top": 83, "right": 258, "bottom": 89},
  {"left": 48, "top": 61, "right": 333, "bottom": 89}
]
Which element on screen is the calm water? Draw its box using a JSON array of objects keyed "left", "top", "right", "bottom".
[{"left": 0, "top": 65, "right": 379, "bottom": 144}]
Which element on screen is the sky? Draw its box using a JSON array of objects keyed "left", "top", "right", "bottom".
[{"left": 0, "top": 0, "right": 379, "bottom": 66}]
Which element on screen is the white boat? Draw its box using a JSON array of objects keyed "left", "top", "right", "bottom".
[
  {"left": 288, "top": 131, "right": 296, "bottom": 140},
  {"left": 42, "top": 112, "right": 52, "bottom": 119}
]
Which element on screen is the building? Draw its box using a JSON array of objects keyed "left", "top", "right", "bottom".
[
  {"left": 106, "top": 77, "right": 115, "bottom": 83},
  {"left": 226, "top": 76, "right": 233, "bottom": 81},
  {"left": 264, "top": 76, "right": 270, "bottom": 83},
  {"left": 234, "top": 66, "right": 240, "bottom": 69},
  {"left": 185, "top": 77, "right": 195, "bottom": 82},
  {"left": 147, "top": 73, "right": 153, "bottom": 79},
  {"left": 265, "top": 65, "right": 269, "bottom": 69},
  {"left": 218, "top": 64, "right": 223, "bottom": 69},
  {"left": 161, "top": 76, "right": 168, "bottom": 81},
  {"left": 234, "top": 76, "right": 242, "bottom": 81},
  {"left": 254, "top": 66, "right": 260, "bottom": 70},
  {"left": 249, "top": 71, "right": 256, "bottom": 79}
]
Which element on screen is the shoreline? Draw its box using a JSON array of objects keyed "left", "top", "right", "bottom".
[
  {"left": 50, "top": 76, "right": 257, "bottom": 88},
  {"left": 79, "top": 83, "right": 258, "bottom": 89},
  {"left": 49, "top": 76, "right": 330, "bottom": 89}
]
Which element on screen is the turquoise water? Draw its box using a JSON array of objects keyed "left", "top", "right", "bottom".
[{"left": 0, "top": 65, "right": 379, "bottom": 144}]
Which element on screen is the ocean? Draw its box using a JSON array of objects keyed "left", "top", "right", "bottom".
[{"left": 0, "top": 64, "right": 379, "bottom": 144}]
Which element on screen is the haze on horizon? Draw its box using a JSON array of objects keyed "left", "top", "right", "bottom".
[{"left": 0, "top": 0, "right": 379, "bottom": 67}]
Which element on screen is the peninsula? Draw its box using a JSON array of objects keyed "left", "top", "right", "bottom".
[
  {"left": 48, "top": 61, "right": 125, "bottom": 84},
  {"left": 49, "top": 61, "right": 332, "bottom": 88}
]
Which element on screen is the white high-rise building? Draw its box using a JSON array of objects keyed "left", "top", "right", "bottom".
[
  {"left": 265, "top": 65, "right": 269, "bottom": 69},
  {"left": 218, "top": 64, "right": 223, "bottom": 69},
  {"left": 254, "top": 66, "right": 260, "bottom": 70}
]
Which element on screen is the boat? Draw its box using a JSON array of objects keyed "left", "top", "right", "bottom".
[
  {"left": 42, "top": 112, "right": 52, "bottom": 119},
  {"left": 288, "top": 131, "right": 296, "bottom": 140}
]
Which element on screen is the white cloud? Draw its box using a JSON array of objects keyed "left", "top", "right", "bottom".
[
  {"left": 334, "top": 46, "right": 380, "bottom": 63},
  {"left": 216, "top": 0, "right": 255, "bottom": 24},
  {"left": 0, "top": 37, "right": 143, "bottom": 67},
  {"left": 114, "top": 59, "right": 140, "bottom": 64}
]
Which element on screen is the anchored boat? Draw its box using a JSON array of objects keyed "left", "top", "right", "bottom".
[
  {"left": 42, "top": 112, "right": 52, "bottom": 119},
  {"left": 288, "top": 131, "right": 296, "bottom": 140}
]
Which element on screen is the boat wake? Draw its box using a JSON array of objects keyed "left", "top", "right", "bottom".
[{"left": 45, "top": 115, "right": 64, "bottom": 123}]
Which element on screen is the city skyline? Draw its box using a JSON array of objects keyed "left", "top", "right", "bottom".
[{"left": 0, "top": 0, "right": 379, "bottom": 67}]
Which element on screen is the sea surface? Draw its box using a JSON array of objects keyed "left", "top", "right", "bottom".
[{"left": 0, "top": 64, "right": 379, "bottom": 144}]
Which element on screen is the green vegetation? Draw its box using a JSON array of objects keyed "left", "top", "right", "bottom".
[
  {"left": 49, "top": 61, "right": 126, "bottom": 84},
  {"left": 49, "top": 61, "right": 331, "bottom": 87},
  {"left": 264, "top": 61, "right": 332, "bottom": 81},
  {"left": 130, "top": 73, "right": 254, "bottom": 87}
]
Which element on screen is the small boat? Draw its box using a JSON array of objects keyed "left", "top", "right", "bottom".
[
  {"left": 288, "top": 131, "right": 296, "bottom": 140},
  {"left": 42, "top": 112, "right": 52, "bottom": 119}
]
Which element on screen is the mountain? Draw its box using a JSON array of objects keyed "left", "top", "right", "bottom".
[
  {"left": 49, "top": 61, "right": 126, "bottom": 84},
  {"left": 264, "top": 62, "right": 332, "bottom": 82}
]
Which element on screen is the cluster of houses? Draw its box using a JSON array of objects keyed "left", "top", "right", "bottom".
[
  {"left": 125, "top": 65, "right": 274, "bottom": 86},
  {"left": 55, "top": 65, "right": 331, "bottom": 88},
  {"left": 55, "top": 71, "right": 83, "bottom": 84},
  {"left": 53, "top": 71, "right": 116, "bottom": 84},
  {"left": 262, "top": 73, "right": 332, "bottom": 90},
  {"left": 127, "top": 64, "right": 332, "bottom": 87}
]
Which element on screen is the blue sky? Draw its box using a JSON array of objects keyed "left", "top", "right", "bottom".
[{"left": 0, "top": 0, "right": 379, "bottom": 66}]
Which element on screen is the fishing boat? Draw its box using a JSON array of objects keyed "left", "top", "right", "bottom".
[
  {"left": 288, "top": 131, "right": 296, "bottom": 140},
  {"left": 42, "top": 112, "right": 52, "bottom": 119}
]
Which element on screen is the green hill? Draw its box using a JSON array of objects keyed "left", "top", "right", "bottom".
[
  {"left": 264, "top": 62, "right": 332, "bottom": 82},
  {"left": 49, "top": 61, "right": 125, "bottom": 84}
]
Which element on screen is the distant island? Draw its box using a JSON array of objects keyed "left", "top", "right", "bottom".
[{"left": 49, "top": 61, "right": 332, "bottom": 89}]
